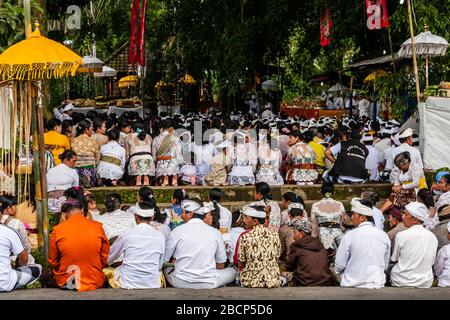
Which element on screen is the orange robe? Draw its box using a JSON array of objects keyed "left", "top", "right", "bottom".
[{"left": 49, "top": 215, "right": 110, "bottom": 292}]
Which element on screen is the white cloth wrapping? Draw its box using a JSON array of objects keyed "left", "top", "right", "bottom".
[
  {"left": 351, "top": 198, "right": 373, "bottom": 217},
  {"left": 108, "top": 106, "right": 144, "bottom": 118},
  {"left": 405, "top": 202, "right": 429, "bottom": 222},
  {"left": 419, "top": 98, "right": 450, "bottom": 170}
]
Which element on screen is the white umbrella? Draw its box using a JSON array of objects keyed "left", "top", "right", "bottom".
[
  {"left": 262, "top": 80, "right": 278, "bottom": 91},
  {"left": 328, "top": 83, "right": 348, "bottom": 93},
  {"left": 94, "top": 66, "right": 118, "bottom": 78},
  {"left": 398, "top": 26, "right": 448, "bottom": 87},
  {"left": 77, "top": 55, "right": 104, "bottom": 73}
]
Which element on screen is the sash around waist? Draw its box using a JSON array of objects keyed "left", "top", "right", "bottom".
[
  {"left": 157, "top": 156, "right": 173, "bottom": 161},
  {"left": 100, "top": 155, "right": 122, "bottom": 166},
  {"left": 130, "top": 151, "right": 153, "bottom": 159},
  {"left": 292, "top": 163, "right": 316, "bottom": 170}
]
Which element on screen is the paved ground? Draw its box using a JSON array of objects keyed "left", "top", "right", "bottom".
[{"left": 2, "top": 287, "right": 450, "bottom": 300}]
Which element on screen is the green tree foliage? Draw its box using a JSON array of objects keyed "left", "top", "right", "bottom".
[
  {"left": 0, "top": 0, "right": 43, "bottom": 52},
  {"left": 3, "top": 0, "right": 446, "bottom": 104}
]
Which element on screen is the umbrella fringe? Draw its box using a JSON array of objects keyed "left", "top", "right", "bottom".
[{"left": 0, "top": 62, "right": 81, "bottom": 81}]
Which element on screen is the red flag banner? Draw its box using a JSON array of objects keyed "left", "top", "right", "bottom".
[
  {"left": 366, "top": 0, "right": 389, "bottom": 30},
  {"left": 137, "top": 0, "right": 147, "bottom": 66},
  {"left": 128, "top": 0, "right": 140, "bottom": 65},
  {"left": 320, "top": 8, "right": 332, "bottom": 47}
]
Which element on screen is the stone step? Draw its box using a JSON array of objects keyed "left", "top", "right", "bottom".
[
  {"left": 90, "top": 184, "right": 393, "bottom": 209},
  {"left": 97, "top": 199, "right": 387, "bottom": 214}
]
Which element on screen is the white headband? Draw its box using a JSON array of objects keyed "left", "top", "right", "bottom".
[
  {"left": 181, "top": 200, "right": 204, "bottom": 215},
  {"left": 351, "top": 198, "right": 373, "bottom": 217},
  {"left": 288, "top": 203, "right": 304, "bottom": 212},
  {"left": 242, "top": 205, "right": 266, "bottom": 219},
  {"left": 131, "top": 203, "right": 155, "bottom": 218},
  {"left": 202, "top": 202, "right": 215, "bottom": 214}
]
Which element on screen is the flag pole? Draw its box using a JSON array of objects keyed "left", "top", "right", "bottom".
[{"left": 406, "top": 0, "right": 421, "bottom": 105}]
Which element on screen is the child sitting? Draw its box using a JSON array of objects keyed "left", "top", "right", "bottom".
[
  {"left": 86, "top": 194, "right": 101, "bottom": 220},
  {"left": 165, "top": 189, "right": 188, "bottom": 230}
]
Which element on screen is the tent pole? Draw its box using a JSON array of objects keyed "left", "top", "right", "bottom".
[
  {"left": 33, "top": 81, "right": 49, "bottom": 260},
  {"left": 407, "top": 0, "right": 421, "bottom": 105},
  {"left": 349, "top": 76, "right": 354, "bottom": 118},
  {"left": 38, "top": 83, "right": 49, "bottom": 260}
]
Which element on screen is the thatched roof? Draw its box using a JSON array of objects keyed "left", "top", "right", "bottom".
[{"left": 104, "top": 41, "right": 152, "bottom": 74}]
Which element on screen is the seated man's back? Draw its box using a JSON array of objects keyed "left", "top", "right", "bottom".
[
  {"left": 238, "top": 225, "right": 281, "bottom": 288},
  {"left": 108, "top": 223, "right": 166, "bottom": 289},
  {"left": 49, "top": 215, "right": 109, "bottom": 291},
  {"left": 165, "top": 218, "right": 226, "bottom": 286}
]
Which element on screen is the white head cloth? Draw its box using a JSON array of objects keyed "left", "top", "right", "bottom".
[
  {"left": 405, "top": 202, "right": 428, "bottom": 222},
  {"left": 241, "top": 205, "right": 266, "bottom": 219},
  {"left": 131, "top": 203, "right": 155, "bottom": 218},
  {"left": 351, "top": 198, "right": 373, "bottom": 217},
  {"left": 181, "top": 200, "right": 204, "bottom": 215}
]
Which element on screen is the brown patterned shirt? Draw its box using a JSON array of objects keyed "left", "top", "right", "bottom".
[
  {"left": 238, "top": 225, "right": 281, "bottom": 288},
  {"left": 71, "top": 134, "right": 100, "bottom": 167}
]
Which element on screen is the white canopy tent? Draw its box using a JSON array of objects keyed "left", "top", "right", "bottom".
[{"left": 419, "top": 97, "right": 450, "bottom": 170}]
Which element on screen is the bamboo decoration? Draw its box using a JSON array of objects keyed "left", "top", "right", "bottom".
[{"left": 406, "top": 0, "right": 421, "bottom": 104}]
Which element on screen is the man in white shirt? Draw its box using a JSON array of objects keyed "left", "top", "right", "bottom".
[
  {"left": 326, "top": 94, "right": 335, "bottom": 110},
  {"left": 434, "top": 222, "right": 450, "bottom": 287},
  {"left": 358, "top": 96, "right": 371, "bottom": 118},
  {"left": 389, "top": 128, "right": 423, "bottom": 183},
  {"left": 361, "top": 133, "right": 383, "bottom": 182},
  {"left": 345, "top": 93, "right": 358, "bottom": 110},
  {"left": 335, "top": 198, "right": 391, "bottom": 289},
  {"left": 107, "top": 202, "right": 166, "bottom": 289},
  {"left": 164, "top": 199, "right": 237, "bottom": 289},
  {"left": 380, "top": 131, "right": 400, "bottom": 181},
  {"left": 0, "top": 224, "right": 42, "bottom": 292},
  {"left": 390, "top": 202, "right": 438, "bottom": 288},
  {"left": 334, "top": 93, "right": 344, "bottom": 109},
  {"left": 53, "top": 104, "right": 74, "bottom": 121}
]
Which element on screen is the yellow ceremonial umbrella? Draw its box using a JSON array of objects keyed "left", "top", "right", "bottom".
[
  {"left": 0, "top": 22, "right": 83, "bottom": 260},
  {"left": 364, "top": 70, "right": 389, "bottom": 83},
  {"left": 0, "top": 23, "right": 82, "bottom": 81},
  {"left": 180, "top": 73, "right": 196, "bottom": 85},
  {"left": 118, "top": 75, "right": 139, "bottom": 88}
]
